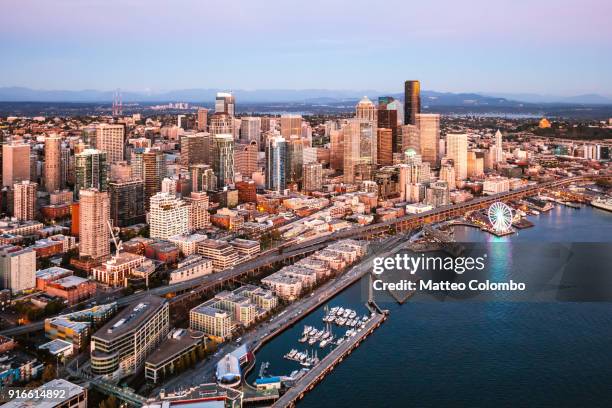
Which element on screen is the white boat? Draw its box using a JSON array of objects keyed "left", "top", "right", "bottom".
[
  {"left": 330, "top": 307, "right": 339, "bottom": 314},
  {"left": 298, "top": 334, "right": 308, "bottom": 343},
  {"left": 338, "top": 318, "right": 347, "bottom": 326},
  {"left": 319, "top": 339, "right": 329, "bottom": 348},
  {"left": 343, "top": 309, "right": 351, "bottom": 318},
  {"left": 336, "top": 337, "right": 345, "bottom": 345},
  {"left": 308, "top": 337, "right": 317, "bottom": 346},
  {"left": 337, "top": 307, "right": 345, "bottom": 316},
  {"left": 349, "top": 311, "right": 356, "bottom": 319}
]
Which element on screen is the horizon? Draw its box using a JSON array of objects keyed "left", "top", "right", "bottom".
[{"left": 1, "top": 0, "right": 611, "bottom": 96}]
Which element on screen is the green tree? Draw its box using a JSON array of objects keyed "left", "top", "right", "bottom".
[{"left": 42, "top": 364, "right": 56, "bottom": 381}]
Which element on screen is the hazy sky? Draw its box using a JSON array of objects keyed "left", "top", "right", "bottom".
[{"left": 1, "top": 0, "right": 611, "bottom": 95}]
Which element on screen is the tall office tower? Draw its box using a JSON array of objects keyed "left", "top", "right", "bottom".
[
  {"left": 404, "top": 80, "right": 421, "bottom": 125},
  {"left": 2, "top": 142, "right": 30, "bottom": 187},
  {"left": 149, "top": 192, "right": 189, "bottom": 239},
  {"left": 377, "top": 107, "right": 399, "bottom": 153},
  {"left": 446, "top": 134, "right": 468, "bottom": 181},
  {"left": 261, "top": 117, "right": 277, "bottom": 133},
  {"left": 180, "top": 132, "right": 209, "bottom": 165},
  {"left": 13, "top": 181, "right": 37, "bottom": 221},
  {"left": 280, "top": 114, "right": 302, "bottom": 138},
  {"left": 265, "top": 136, "right": 287, "bottom": 192},
  {"left": 44, "top": 135, "right": 61, "bottom": 192},
  {"left": 186, "top": 191, "right": 210, "bottom": 231},
  {"left": 355, "top": 96, "right": 377, "bottom": 122},
  {"left": 400, "top": 124, "right": 420, "bottom": 153},
  {"left": 303, "top": 163, "right": 323, "bottom": 192},
  {"left": 189, "top": 164, "right": 217, "bottom": 192},
  {"left": 109, "top": 179, "right": 145, "bottom": 227},
  {"left": 377, "top": 128, "right": 393, "bottom": 166},
  {"left": 141, "top": 149, "right": 166, "bottom": 209},
  {"left": 343, "top": 119, "right": 377, "bottom": 184},
  {"left": 75, "top": 149, "right": 108, "bottom": 200},
  {"left": 416, "top": 113, "right": 440, "bottom": 165},
  {"left": 240, "top": 117, "right": 261, "bottom": 144},
  {"left": 439, "top": 163, "right": 456, "bottom": 190},
  {"left": 96, "top": 124, "right": 125, "bottom": 165},
  {"left": 330, "top": 129, "right": 344, "bottom": 171},
  {"left": 197, "top": 108, "right": 209, "bottom": 131},
  {"left": 0, "top": 133, "right": 3, "bottom": 188},
  {"left": 215, "top": 92, "right": 235, "bottom": 116},
  {"left": 212, "top": 134, "right": 235, "bottom": 189},
  {"left": 79, "top": 189, "right": 110, "bottom": 261},
  {"left": 494, "top": 129, "right": 504, "bottom": 163},
  {"left": 209, "top": 113, "right": 234, "bottom": 137},
  {"left": 234, "top": 141, "right": 258, "bottom": 178},
  {"left": 60, "top": 144, "right": 72, "bottom": 188},
  {"left": 0, "top": 246, "right": 36, "bottom": 294},
  {"left": 386, "top": 99, "right": 404, "bottom": 126},
  {"left": 287, "top": 136, "right": 303, "bottom": 183},
  {"left": 467, "top": 151, "right": 484, "bottom": 178}
]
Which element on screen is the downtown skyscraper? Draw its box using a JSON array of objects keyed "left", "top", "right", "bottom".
[
  {"left": 404, "top": 80, "right": 421, "bottom": 126},
  {"left": 265, "top": 136, "right": 287, "bottom": 192}
]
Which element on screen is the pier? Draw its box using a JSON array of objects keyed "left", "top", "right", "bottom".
[{"left": 271, "top": 310, "right": 388, "bottom": 408}]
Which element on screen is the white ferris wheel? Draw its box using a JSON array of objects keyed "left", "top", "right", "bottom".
[{"left": 487, "top": 202, "right": 513, "bottom": 233}]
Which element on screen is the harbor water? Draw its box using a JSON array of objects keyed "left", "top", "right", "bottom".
[{"left": 251, "top": 205, "right": 612, "bottom": 407}]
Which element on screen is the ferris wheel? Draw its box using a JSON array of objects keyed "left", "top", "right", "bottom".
[{"left": 487, "top": 202, "right": 513, "bottom": 232}]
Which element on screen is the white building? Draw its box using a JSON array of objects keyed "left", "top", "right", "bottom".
[
  {"left": 0, "top": 245, "right": 36, "bottom": 293},
  {"left": 483, "top": 176, "right": 510, "bottom": 195},
  {"left": 149, "top": 192, "right": 189, "bottom": 240}
]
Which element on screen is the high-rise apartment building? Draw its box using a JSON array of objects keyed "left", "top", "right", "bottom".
[
  {"left": 330, "top": 129, "right": 344, "bottom": 171},
  {"left": 213, "top": 134, "right": 234, "bottom": 189},
  {"left": 404, "top": 80, "right": 421, "bottom": 125},
  {"left": 3, "top": 142, "right": 30, "bottom": 187},
  {"left": 215, "top": 92, "right": 235, "bottom": 116},
  {"left": 0, "top": 245, "right": 36, "bottom": 294},
  {"left": 240, "top": 117, "right": 261, "bottom": 144},
  {"left": 343, "top": 119, "right": 376, "bottom": 184},
  {"left": 287, "top": 137, "right": 303, "bottom": 183},
  {"left": 416, "top": 113, "right": 440, "bottom": 165},
  {"left": 377, "top": 108, "right": 399, "bottom": 153},
  {"left": 377, "top": 128, "right": 393, "bottom": 166},
  {"left": 265, "top": 136, "right": 287, "bottom": 192},
  {"left": 79, "top": 189, "right": 110, "bottom": 261},
  {"left": 197, "top": 108, "right": 209, "bottom": 131},
  {"left": 446, "top": 134, "right": 468, "bottom": 181},
  {"left": 96, "top": 124, "right": 125, "bottom": 165},
  {"left": 186, "top": 191, "right": 210, "bottom": 231},
  {"left": 149, "top": 192, "right": 189, "bottom": 240},
  {"left": 13, "top": 180, "right": 37, "bottom": 221},
  {"left": 109, "top": 179, "right": 145, "bottom": 227},
  {"left": 280, "top": 114, "right": 302, "bottom": 138},
  {"left": 75, "top": 149, "right": 108, "bottom": 199},
  {"left": 180, "top": 132, "right": 209, "bottom": 165},
  {"left": 494, "top": 129, "right": 504, "bottom": 164},
  {"left": 234, "top": 141, "right": 258, "bottom": 178},
  {"left": 190, "top": 164, "right": 217, "bottom": 193},
  {"left": 303, "top": 163, "right": 323, "bottom": 192},
  {"left": 132, "top": 149, "right": 165, "bottom": 210},
  {"left": 44, "top": 135, "right": 62, "bottom": 192}
]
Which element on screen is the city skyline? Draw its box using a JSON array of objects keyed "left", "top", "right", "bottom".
[{"left": 1, "top": 0, "right": 611, "bottom": 96}]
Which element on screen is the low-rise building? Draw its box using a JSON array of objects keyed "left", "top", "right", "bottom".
[
  {"left": 144, "top": 329, "right": 206, "bottom": 383},
  {"left": 169, "top": 255, "right": 213, "bottom": 284},
  {"left": 91, "top": 252, "right": 147, "bottom": 287},
  {"left": 230, "top": 238, "right": 260, "bottom": 258},
  {"left": 196, "top": 239, "right": 238, "bottom": 272},
  {"left": 168, "top": 233, "right": 207, "bottom": 256}
]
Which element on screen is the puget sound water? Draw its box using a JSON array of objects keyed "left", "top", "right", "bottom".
[{"left": 248, "top": 205, "right": 612, "bottom": 408}]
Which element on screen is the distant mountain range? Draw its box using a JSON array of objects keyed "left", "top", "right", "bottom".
[{"left": 0, "top": 86, "right": 611, "bottom": 106}]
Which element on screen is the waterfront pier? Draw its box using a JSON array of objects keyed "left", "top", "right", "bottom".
[{"left": 271, "top": 309, "right": 388, "bottom": 408}]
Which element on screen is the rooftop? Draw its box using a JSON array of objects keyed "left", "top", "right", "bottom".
[
  {"left": 1, "top": 379, "right": 84, "bottom": 408},
  {"left": 93, "top": 295, "right": 166, "bottom": 341},
  {"left": 145, "top": 329, "right": 205, "bottom": 366}
]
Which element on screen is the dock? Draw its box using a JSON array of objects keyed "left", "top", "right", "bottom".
[{"left": 271, "top": 310, "right": 388, "bottom": 408}]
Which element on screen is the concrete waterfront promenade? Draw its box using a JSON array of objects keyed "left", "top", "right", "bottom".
[{"left": 272, "top": 310, "right": 388, "bottom": 407}]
